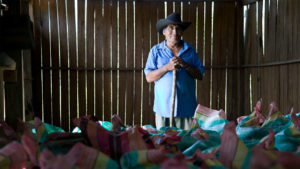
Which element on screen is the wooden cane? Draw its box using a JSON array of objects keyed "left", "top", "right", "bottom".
[{"left": 170, "top": 69, "right": 176, "bottom": 127}]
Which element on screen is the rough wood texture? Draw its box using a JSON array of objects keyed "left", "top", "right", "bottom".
[
  {"left": 141, "top": 2, "right": 151, "bottom": 125},
  {"left": 58, "top": 0, "right": 69, "bottom": 130},
  {"left": 95, "top": 0, "right": 104, "bottom": 121},
  {"left": 32, "top": 0, "right": 42, "bottom": 120},
  {"left": 86, "top": 0, "right": 96, "bottom": 117},
  {"left": 28, "top": 0, "right": 300, "bottom": 131},
  {"left": 126, "top": 1, "right": 134, "bottom": 125},
  {"left": 198, "top": 1, "right": 212, "bottom": 108},
  {"left": 134, "top": 1, "right": 142, "bottom": 125},
  {"left": 111, "top": 1, "right": 118, "bottom": 117},
  {"left": 244, "top": 4, "right": 258, "bottom": 114},
  {"left": 67, "top": 0, "right": 78, "bottom": 129},
  {"left": 40, "top": 0, "right": 51, "bottom": 124},
  {"left": 118, "top": 0, "right": 126, "bottom": 124},
  {"left": 49, "top": 0, "right": 60, "bottom": 127},
  {"left": 77, "top": 0, "right": 86, "bottom": 118}
]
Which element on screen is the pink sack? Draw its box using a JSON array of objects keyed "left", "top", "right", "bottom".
[
  {"left": 195, "top": 104, "right": 226, "bottom": 119},
  {"left": 0, "top": 141, "right": 27, "bottom": 169}
]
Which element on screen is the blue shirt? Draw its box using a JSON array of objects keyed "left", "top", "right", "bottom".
[{"left": 144, "top": 40, "right": 204, "bottom": 117}]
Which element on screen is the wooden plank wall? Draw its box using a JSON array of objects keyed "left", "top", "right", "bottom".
[
  {"left": 31, "top": 0, "right": 240, "bottom": 131},
  {"left": 243, "top": 0, "right": 300, "bottom": 116}
]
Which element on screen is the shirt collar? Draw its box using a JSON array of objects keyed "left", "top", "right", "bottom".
[{"left": 159, "top": 40, "right": 190, "bottom": 56}]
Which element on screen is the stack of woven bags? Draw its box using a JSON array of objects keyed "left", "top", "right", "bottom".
[{"left": 1, "top": 101, "right": 300, "bottom": 169}]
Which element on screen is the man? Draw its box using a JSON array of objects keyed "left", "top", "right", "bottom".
[{"left": 144, "top": 12, "right": 205, "bottom": 130}]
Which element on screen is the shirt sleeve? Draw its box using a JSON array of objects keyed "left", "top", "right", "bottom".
[
  {"left": 144, "top": 47, "right": 158, "bottom": 75},
  {"left": 192, "top": 51, "right": 205, "bottom": 76}
]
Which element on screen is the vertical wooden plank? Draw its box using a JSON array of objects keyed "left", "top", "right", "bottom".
[
  {"left": 199, "top": 1, "right": 211, "bottom": 108},
  {"left": 32, "top": 0, "right": 42, "bottom": 120},
  {"left": 95, "top": 0, "right": 103, "bottom": 120},
  {"left": 226, "top": 2, "right": 237, "bottom": 120},
  {"left": 257, "top": 1, "right": 263, "bottom": 105},
  {"left": 103, "top": 0, "right": 112, "bottom": 121},
  {"left": 111, "top": 1, "right": 118, "bottom": 116},
  {"left": 86, "top": 0, "right": 95, "bottom": 116},
  {"left": 134, "top": 1, "right": 142, "bottom": 125},
  {"left": 277, "top": 0, "right": 287, "bottom": 113},
  {"left": 196, "top": 2, "right": 205, "bottom": 105},
  {"left": 297, "top": 0, "right": 300, "bottom": 113},
  {"left": 77, "top": 0, "right": 86, "bottom": 117},
  {"left": 211, "top": 2, "right": 223, "bottom": 110},
  {"left": 219, "top": 3, "right": 234, "bottom": 117},
  {"left": 292, "top": 0, "right": 299, "bottom": 112},
  {"left": 270, "top": 0, "right": 279, "bottom": 111},
  {"left": 174, "top": 1, "right": 181, "bottom": 14},
  {"left": 157, "top": 2, "right": 165, "bottom": 43},
  {"left": 211, "top": 2, "right": 219, "bottom": 109},
  {"left": 126, "top": 1, "right": 134, "bottom": 125},
  {"left": 260, "top": 0, "right": 268, "bottom": 115},
  {"left": 266, "top": 0, "right": 276, "bottom": 63},
  {"left": 191, "top": 1, "right": 198, "bottom": 48},
  {"left": 236, "top": 0, "right": 245, "bottom": 118},
  {"left": 245, "top": 4, "right": 258, "bottom": 113},
  {"left": 261, "top": 0, "right": 279, "bottom": 115},
  {"left": 282, "top": 0, "right": 290, "bottom": 114},
  {"left": 67, "top": 0, "right": 78, "bottom": 127},
  {"left": 49, "top": 0, "right": 60, "bottom": 127},
  {"left": 196, "top": 2, "right": 204, "bottom": 66},
  {"left": 182, "top": 2, "right": 195, "bottom": 47},
  {"left": 148, "top": 2, "right": 161, "bottom": 126},
  {"left": 142, "top": 2, "right": 150, "bottom": 125},
  {"left": 287, "top": 0, "right": 298, "bottom": 113},
  {"left": 167, "top": 1, "right": 173, "bottom": 14},
  {"left": 218, "top": 2, "right": 226, "bottom": 111},
  {"left": 263, "top": 0, "right": 269, "bottom": 63},
  {"left": 261, "top": 0, "right": 276, "bottom": 114},
  {"left": 195, "top": 2, "right": 204, "bottom": 103},
  {"left": 250, "top": 4, "right": 258, "bottom": 111},
  {"left": 243, "top": 5, "right": 251, "bottom": 115},
  {"left": 40, "top": 0, "right": 52, "bottom": 123},
  {"left": 23, "top": 49, "right": 34, "bottom": 121},
  {"left": 218, "top": 3, "right": 226, "bottom": 111},
  {"left": 118, "top": 0, "right": 126, "bottom": 122},
  {"left": 58, "top": 0, "right": 69, "bottom": 131}
]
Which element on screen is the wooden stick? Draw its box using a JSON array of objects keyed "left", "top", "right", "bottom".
[{"left": 170, "top": 69, "right": 176, "bottom": 127}]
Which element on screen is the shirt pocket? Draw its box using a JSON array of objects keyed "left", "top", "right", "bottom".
[{"left": 156, "top": 56, "right": 170, "bottom": 68}]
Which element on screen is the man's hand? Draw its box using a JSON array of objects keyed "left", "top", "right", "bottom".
[
  {"left": 169, "top": 56, "right": 203, "bottom": 80},
  {"left": 174, "top": 56, "right": 189, "bottom": 68},
  {"left": 165, "top": 56, "right": 189, "bottom": 71},
  {"left": 146, "top": 56, "right": 202, "bottom": 83}
]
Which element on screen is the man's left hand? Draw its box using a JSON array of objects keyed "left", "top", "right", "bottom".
[{"left": 174, "top": 56, "right": 189, "bottom": 68}]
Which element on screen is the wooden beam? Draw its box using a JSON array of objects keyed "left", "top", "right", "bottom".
[
  {"left": 242, "top": 59, "right": 300, "bottom": 68},
  {"left": 118, "top": 0, "right": 236, "bottom": 2},
  {"left": 242, "top": 0, "right": 262, "bottom": 5}
]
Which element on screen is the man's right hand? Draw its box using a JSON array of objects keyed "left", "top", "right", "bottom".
[{"left": 165, "top": 57, "right": 181, "bottom": 71}]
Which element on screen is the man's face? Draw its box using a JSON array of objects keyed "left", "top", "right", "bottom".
[{"left": 163, "top": 24, "right": 183, "bottom": 43}]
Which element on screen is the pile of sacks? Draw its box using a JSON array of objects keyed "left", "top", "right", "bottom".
[{"left": 1, "top": 101, "right": 300, "bottom": 169}]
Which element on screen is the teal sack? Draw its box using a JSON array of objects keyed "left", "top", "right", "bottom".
[
  {"left": 176, "top": 128, "right": 198, "bottom": 151},
  {"left": 236, "top": 112, "right": 291, "bottom": 148},
  {"left": 99, "top": 121, "right": 113, "bottom": 131},
  {"left": 183, "top": 130, "right": 220, "bottom": 157},
  {"left": 194, "top": 114, "right": 229, "bottom": 134}
]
